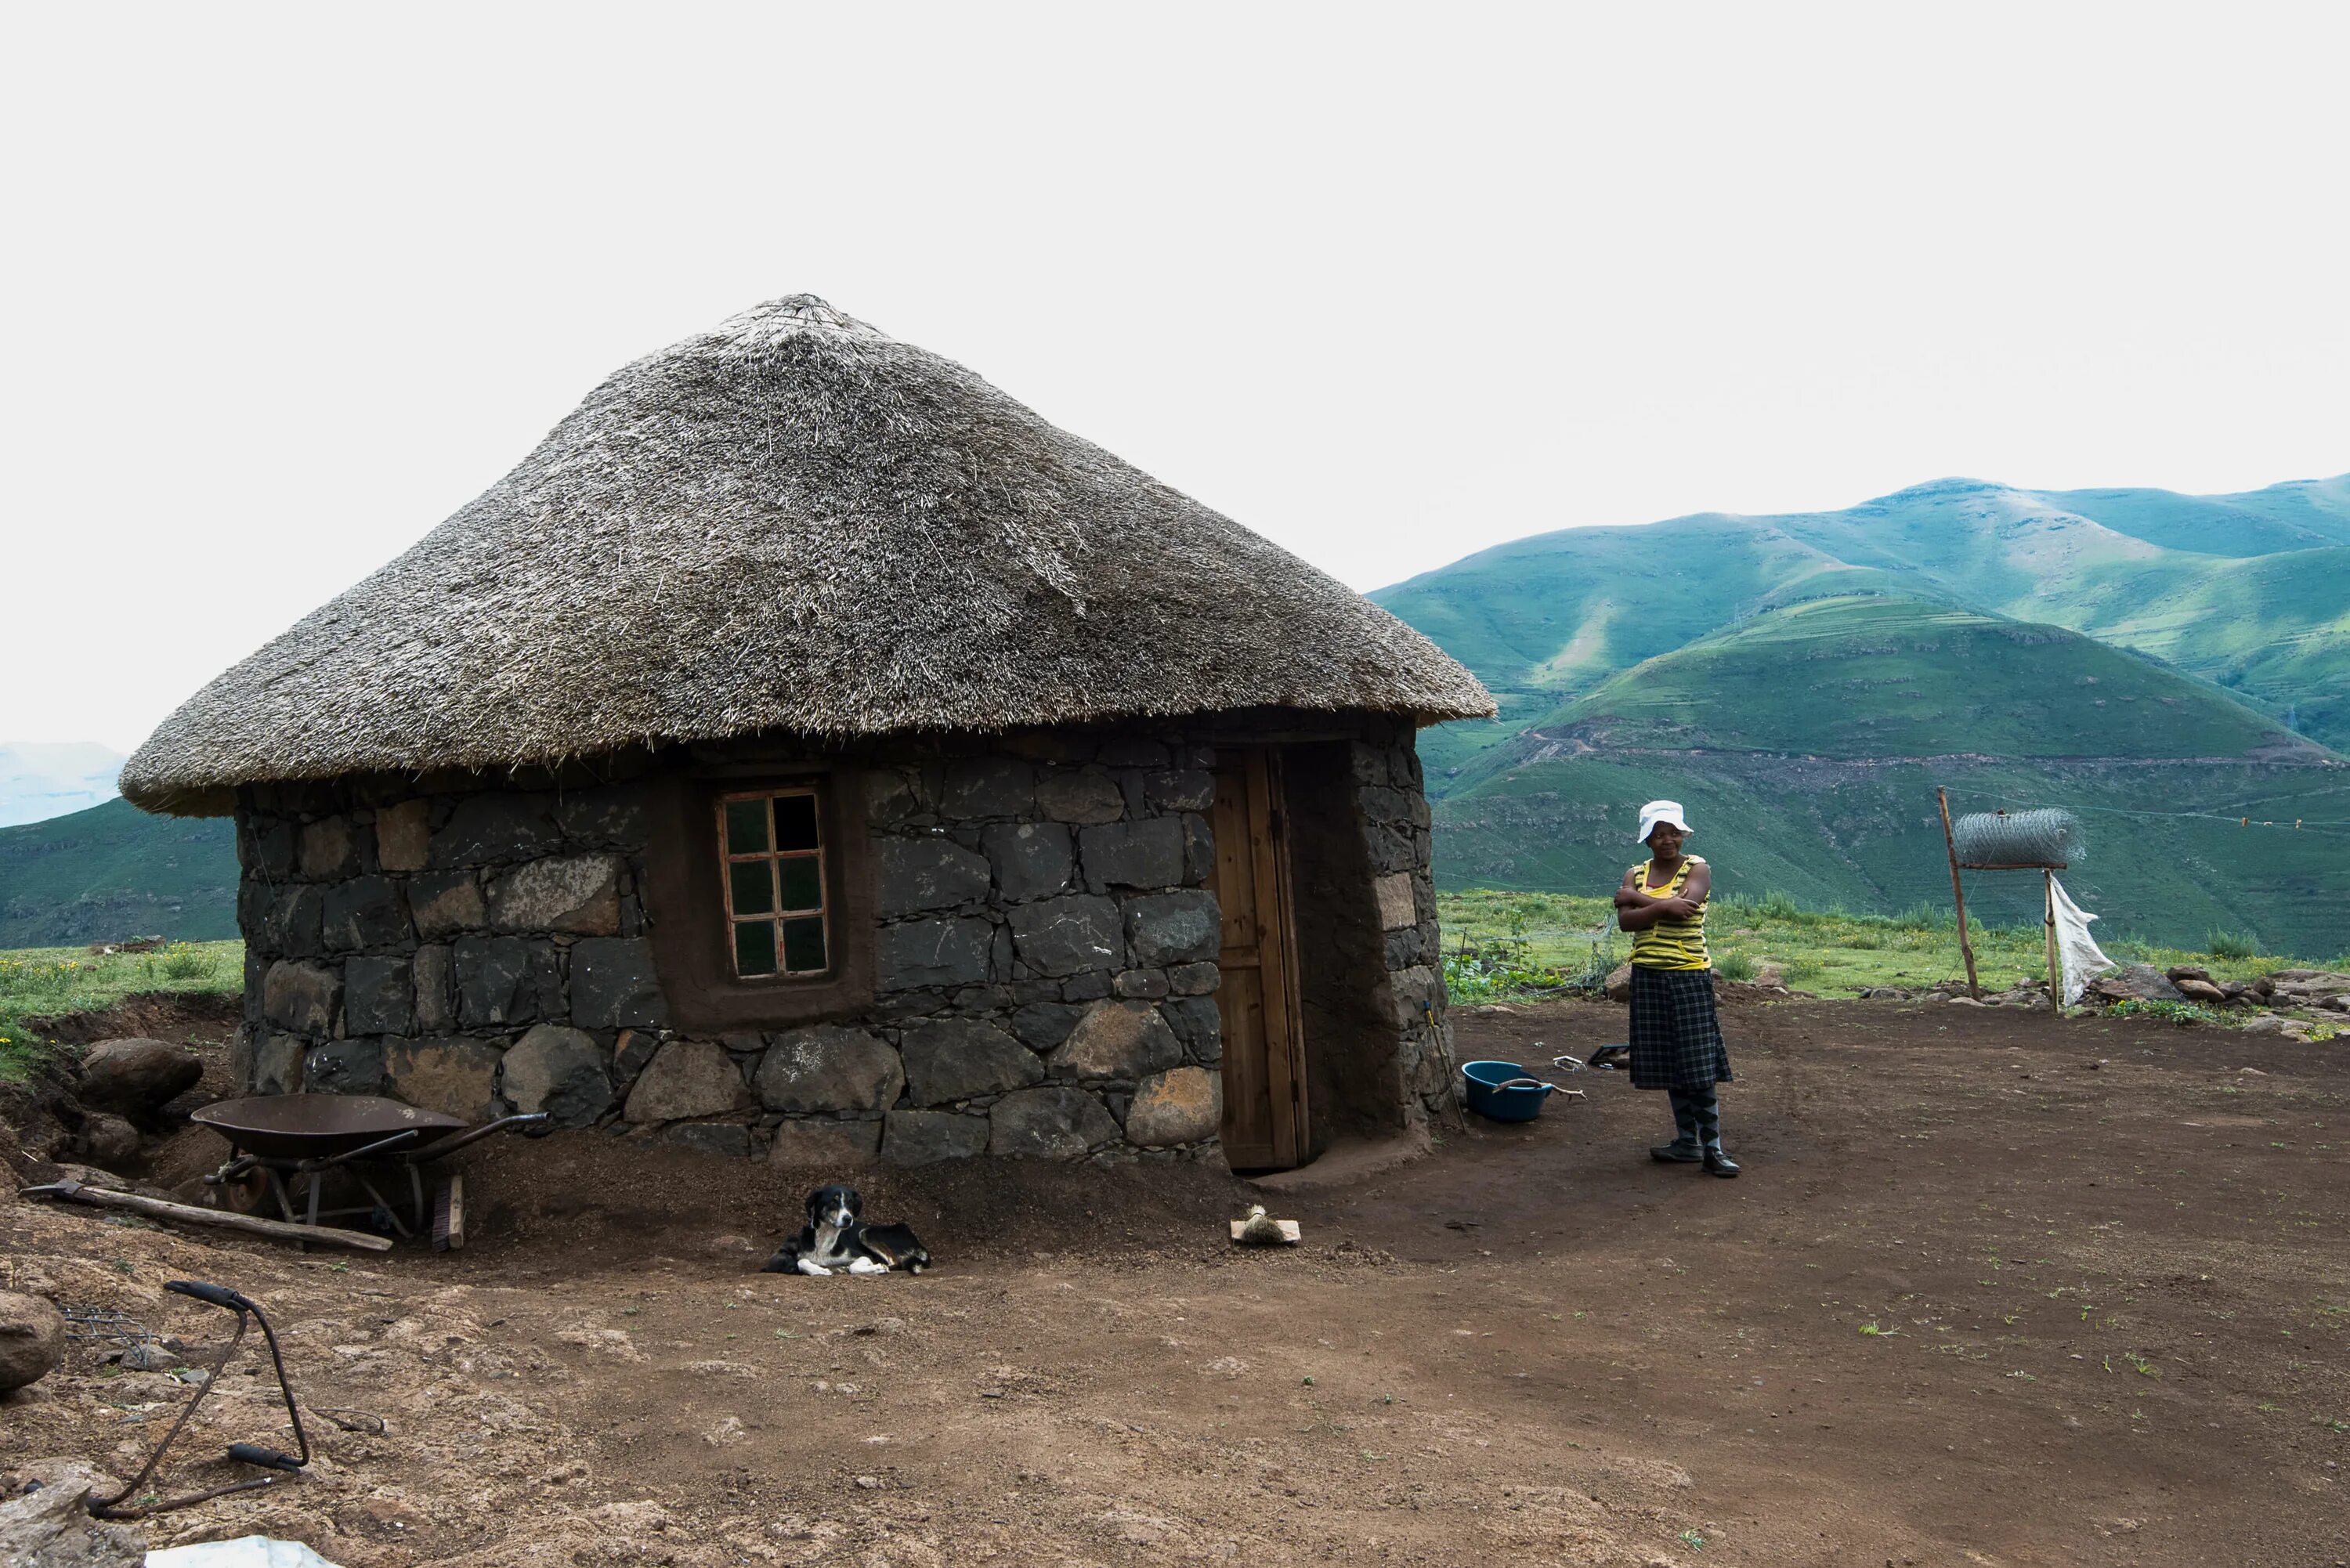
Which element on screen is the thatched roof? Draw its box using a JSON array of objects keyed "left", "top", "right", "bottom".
[{"left": 123, "top": 296, "right": 1492, "bottom": 815}]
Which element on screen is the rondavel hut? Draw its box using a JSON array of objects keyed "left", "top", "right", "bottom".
[{"left": 122, "top": 295, "right": 1494, "bottom": 1172}]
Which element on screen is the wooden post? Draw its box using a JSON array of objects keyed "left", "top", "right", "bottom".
[
  {"left": 1938, "top": 788, "right": 1981, "bottom": 1000},
  {"left": 2044, "top": 869, "right": 2062, "bottom": 1013}
]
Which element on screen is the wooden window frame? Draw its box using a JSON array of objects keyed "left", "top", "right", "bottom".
[
  {"left": 717, "top": 786, "right": 833, "bottom": 982},
  {"left": 641, "top": 761, "right": 876, "bottom": 1032}
]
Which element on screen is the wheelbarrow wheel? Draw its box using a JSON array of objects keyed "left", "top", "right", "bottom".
[
  {"left": 215, "top": 1165, "right": 273, "bottom": 1216},
  {"left": 432, "top": 1173, "right": 465, "bottom": 1253}
]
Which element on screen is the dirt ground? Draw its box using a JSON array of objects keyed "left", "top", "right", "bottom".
[{"left": 5, "top": 995, "right": 2347, "bottom": 1567}]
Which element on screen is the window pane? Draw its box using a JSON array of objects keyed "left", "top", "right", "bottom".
[
  {"left": 729, "top": 859, "right": 776, "bottom": 916},
  {"left": 782, "top": 916, "right": 827, "bottom": 974},
  {"left": 725, "top": 798, "right": 770, "bottom": 854},
  {"left": 776, "top": 793, "right": 819, "bottom": 851},
  {"left": 776, "top": 854, "right": 822, "bottom": 912},
  {"left": 734, "top": 919, "right": 778, "bottom": 977}
]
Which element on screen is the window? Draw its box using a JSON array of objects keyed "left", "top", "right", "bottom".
[{"left": 718, "top": 788, "right": 830, "bottom": 978}]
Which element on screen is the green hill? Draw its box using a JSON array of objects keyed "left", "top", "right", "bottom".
[
  {"left": 1431, "top": 596, "right": 2350, "bottom": 957},
  {"left": 1375, "top": 473, "right": 2350, "bottom": 775},
  {"left": 0, "top": 797, "right": 239, "bottom": 947}
]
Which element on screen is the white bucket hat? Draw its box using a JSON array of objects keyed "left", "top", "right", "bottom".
[{"left": 1636, "top": 800, "right": 1691, "bottom": 844}]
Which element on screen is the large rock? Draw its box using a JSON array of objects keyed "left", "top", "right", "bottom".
[
  {"left": 454, "top": 936, "right": 546, "bottom": 1029},
  {"left": 322, "top": 875, "right": 413, "bottom": 951},
  {"left": 1052, "top": 1000, "right": 1183, "bottom": 1080},
  {"left": 487, "top": 854, "right": 623, "bottom": 934},
  {"left": 76, "top": 1113, "right": 140, "bottom": 1167},
  {"left": 754, "top": 1025, "right": 904, "bottom": 1115},
  {"left": 1078, "top": 818, "right": 1185, "bottom": 892},
  {"left": 1125, "top": 890, "right": 1220, "bottom": 966},
  {"left": 413, "top": 944, "right": 455, "bottom": 1031},
  {"left": 262, "top": 960, "right": 341, "bottom": 1035},
  {"left": 899, "top": 1018, "right": 1043, "bottom": 1104},
  {"left": 1604, "top": 963, "right": 1633, "bottom": 1003},
  {"left": 1034, "top": 768, "right": 1126, "bottom": 825},
  {"left": 876, "top": 837, "right": 992, "bottom": 919},
  {"left": 306, "top": 1037, "right": 388, "bottom": 1095},
  {"left": 875, "top": 916, "right": 996, "bottom": 991},
  {"left": 343, "top": 955, "right": 415, "bottom": 1035},
  {"left": 1143, "top": 769, "right": 1216, "bottom": 812},
  {"left": 501, "top": 1024, "right": 613, "bottom": 1127},
  {"left": 2087, "top": 963, "right": 2185, "bottom": 1003},
  {"left": 408, "top": 870, "right": 487, "bottom": 940},
  {"left": 1125, "top": 1066, "right": 1221, "bottom": 1146},
  {"left": 942, "top": 758, "right": 1036, "bottom": 818},
  {"left": 883, "top": 1108, "right": 989, "bottom": 1165},
  {"left": 2174, "top": 977, "right": 2227, "bottom": 1004},
  {"left": 625, "top": 1040, "right": 748, "bottom": 1123},
  {"left": 252, "top": 1031, "right": 306, "bottom": 1094},
  {"left": 431, "top": 792, "right": 560, "bottom": 867},
  {"left": 385, "top": 1037, "right": 505, "bottom": 1122},
  {"left": 572, "top": 938, "right": 670, "bottom": 1028},
  {"left": 239, "top": 880, "right": 324, "bottom": 956},
  {"left": 76, "top": 1038, "right": 201, "bottom": 1113},
  {"left": 0, "top": 1458, "right": 145, "bottom": 1567},
  {"left": 555, "top": 783, "right": 651, "bottom": 847},
  {"left": 374, "top": 797, "right": 432, "bottom": 871},
  {"left": 1162, "top": 995, "right": 1223, "bottom": 1062},
  {"left": 768, "top": 1118, "right": 883, "bottom": 1168},
  {"left": 1374, "top": 872, "right": 1418, "bottom": 930},
  {"left": 981, "top": 821, "right": 1075, "bottom": 902},
  {"left": 660, "top": 1122, "right": 754, "bottom": 1158},
  {"left": 988, "top": 1086, "right": 1121, "bottom": 1158},
  {"left": 1007, "top": 895, "right": 1123, "bottom": 977},
  {"left": 1009, "top": 1000, "right": 1087, "bottom": 1051},
  {"left": 298, "top": 815, "right": 358, "bottom": 879}
]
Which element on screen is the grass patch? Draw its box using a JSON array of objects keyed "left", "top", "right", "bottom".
[{"left": 0, "top": 940, "right": 244, "bottom": 1083}]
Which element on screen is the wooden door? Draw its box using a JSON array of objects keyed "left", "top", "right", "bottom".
[{"left": 1209, "top": 748, "right": 1308, "bottom": 1169}]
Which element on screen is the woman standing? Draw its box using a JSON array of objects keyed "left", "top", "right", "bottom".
[{"left": 1614, "top": 800, "right": 1737, "bottom": 1177}]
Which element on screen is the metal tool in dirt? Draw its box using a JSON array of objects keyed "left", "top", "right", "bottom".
[
  {"left": 193, "top": 1095, "right": 549, "bottom": 1248},
  {"left": 86, "top": 1281, "right": 309, "bottom": 1520}
]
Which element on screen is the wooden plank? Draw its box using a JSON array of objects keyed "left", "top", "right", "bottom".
[{"left": 24, "top": 1179, "right": 395, "bottom": 1252}]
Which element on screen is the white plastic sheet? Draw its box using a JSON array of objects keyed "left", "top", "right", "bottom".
[
  {"left": 2048, "top": 875, "right": 2113, "bottom": 1006},
  {"left": 147, "top": 1538, "right": 345, "bottom": 1568}
]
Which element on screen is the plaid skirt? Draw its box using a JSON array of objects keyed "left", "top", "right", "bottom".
[{"left": 1628, "top": 964, "right": 1733, "bottom": 1092}]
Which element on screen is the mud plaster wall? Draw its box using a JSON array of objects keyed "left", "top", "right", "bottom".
[{"left": 226, "top": 712, "right": 1453, "bottom": 1167}]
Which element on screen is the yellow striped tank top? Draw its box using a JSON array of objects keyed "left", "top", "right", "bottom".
[{"left": 1629, "top": 858, "right": 1710, "bottom": 971}]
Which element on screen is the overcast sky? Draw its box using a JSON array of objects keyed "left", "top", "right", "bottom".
[{"left": 5, "top": 3, "right": 2346, "bottom": 753}]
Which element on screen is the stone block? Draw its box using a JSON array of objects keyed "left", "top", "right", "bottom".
[
  {"left": 989, "top": 1086, "right": 1121, "bottom": 1158},
  {"left": 1061, "top": 970, "right": 1112, "bottom": 1002},
  {"left": 1078, "top": 818, "right": 1185, "bottom": 892},
  {"left": 1162, "top": 995, "right": 1223, "bottom": 1062},
  {"left": 1374, "top": 872, "right": 1418, "bottom": 931},
  {"left": 625, "top": 1039, "right": 749, "bottom": 1122},
  {"left": 1363, "top": 821, "right": 1421, "bottom": 876},
  {"left": 942, "top": 757, "right": 1036, "bottom": 818},
  {"left": 981, "top": 820, "right": 1074, "bottom": 902},
  {"left": 413, "top": 944, "right": 454, "bottom": 1031},
  {"left": 298, "top": 815, "right": 358, "bottom": 879},
  {"left": 262, "top": 960, "right": 340, "bottom": 1035},
  {"left": 240, "top": 881, "right": 324, "bottom": 957},
  {"left": 1114, "top": 968, "right": 1170, "bottom": 999},
  {"left": 1035, "top": 768, "right": 1126, "bottom": 824},
  {"left": 1010, "top": 1000, "right": 1086, "bottom": 1051},
  {"left": 883, "top": 1108, "right": 989, "bottom": 1165},
  {"left": 344, "top": 955, "right": 415, "bottom": 1036},
  {"left": 1125, "top": 890, "right": 1220, "bottom": 966},
  {"left": 899, "top": 1017, "right": 1043, "bottom": 1104},
  {"left": 385, "top": 1036, "right": 504, "bottom": 1122},
  {"left": 862, "top": 767, "right": 923, "bottom": 826},
  {"left": 572, "top": 938, "right": 671, "bottom": 1028},
  {"left": 455, "top": 936, "right": 538, "bottom": 1030},
  {"left": 432, "top": 792, "right": 560, "bottom": 867},
  {"left": 613, "top": 1027, "right": 659, "bottom": 1086},
  {"left": 1125, "top": 1066, "right": 1220, "bottom": 1146},
  {"left": 1007, "top": 894, "right": 1123, "bottom": 977},
  {"left": 876, "top": 836, "right": 992, "bottom": 918},
  {"left": 322, "top": 875, "right": 410, "bottom": 952},
  {"left": 487, "top": 853, "right": 623, "bottom": 934},
  {"left": 242, "top": 815, "right": 298, "bottom": 878},
  {"left": 1052, "top": 1000, "right": 1183, "bottom": 1080},
  {"left": 374, "top": 799, "right": 431, "bottom": 872},
  {"left": 876, "top": 916, "right": 996, "bottom": 992},
  {"left": 555, "top": 784, "right": 650, "bottom": 847},
  {"left": 1181, "top": 812, "right": 1214, "bottom": 883},
  {"left": 408, "top": 870, "right": 487, "bottom": 940},
  {"left": 1385, "top": 927, "right": 1429, "bottom": 969},
  {"left": 754, "top": 1025, "right": 905, "bottom": 1115},
  {"left": 501, "top": 1023, "right": 613, "bottom": 1127},
  {"left": 660, "top": 1122, "right": 754, "bottom": 1158},
  {"left": 1143, "top": 770, "right": 1216, "bottom": 812},
  {"left": 768, "top": 1117, "right": 882, "bottom": 1167},
  {"left": 253, "top": 1031, "right": 306, "bottom": 1093},
  {"left": 1168, "top": 961, "right": 1220, "bottom": 996},
  {"left": 1097, "top": 738, "right": 1170, "bottom": 768},
  {"left": 306, "top": 1037, "right": 387, "bottom": 1095},
  {"left": 1389, "top": 965, "right": 1440, "bottom": 1029}
]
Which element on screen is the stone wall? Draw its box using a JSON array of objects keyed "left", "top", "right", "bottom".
[{"left": 228, "top": 713, "right": 1453, "bottom": 1165}]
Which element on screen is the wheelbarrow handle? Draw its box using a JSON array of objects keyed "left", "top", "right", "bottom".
[{"left": 406, "top": 1111, "right": 552, "bottom": 1160}]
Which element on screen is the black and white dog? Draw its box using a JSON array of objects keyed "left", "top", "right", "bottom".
[{"left": 761, "top": 1185, "right": 931, "bottom": 1277}]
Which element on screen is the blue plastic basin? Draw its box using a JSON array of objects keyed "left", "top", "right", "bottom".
[{"left": 1461, "top": 1060, "right": 1553, "bottom": 1122}]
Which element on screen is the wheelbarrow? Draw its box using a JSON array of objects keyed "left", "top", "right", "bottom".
[{"left": 193, "top": 1095, "right": 549, "bottom": 1250}]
